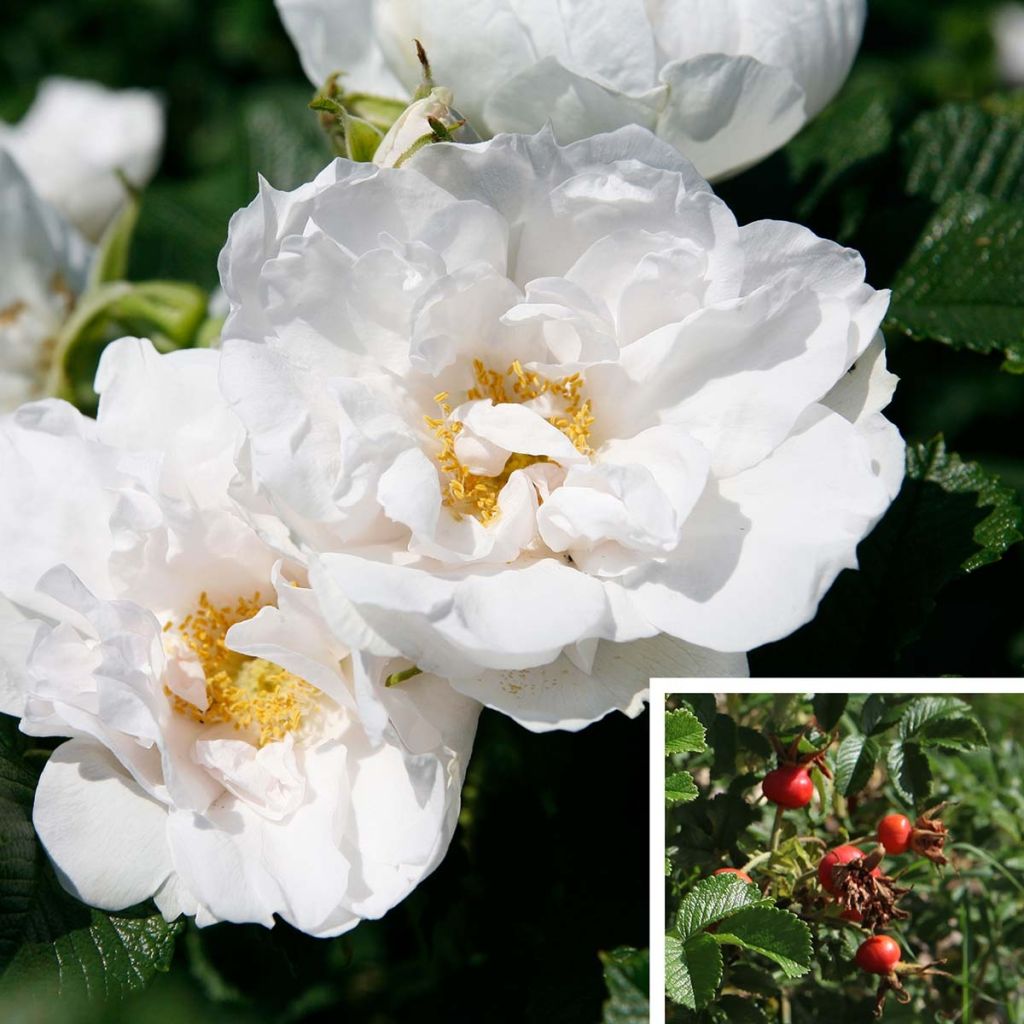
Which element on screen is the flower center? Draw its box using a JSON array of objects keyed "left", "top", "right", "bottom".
[
  {"left": 164, "top": 591, "right": 317, "bottom": 747},
  {"left": 426, "top": 359, "right": 594, "bottom": 524}
]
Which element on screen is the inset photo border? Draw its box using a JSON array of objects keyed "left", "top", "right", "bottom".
[{"left": 650, "top": 680, "right": 1024, "bottom": 1024}]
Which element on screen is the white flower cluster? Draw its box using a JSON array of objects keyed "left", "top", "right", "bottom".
[{"left": 0, "top": 3, "right": 903, "bottom": 936}]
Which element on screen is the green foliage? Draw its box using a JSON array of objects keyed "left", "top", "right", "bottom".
[
  {"left": 889, "top": 193, "right": 1024, "bottom": 371},
  {"left": 834, "top": 735, "right": 880, "bottom": 797},
  {"left": 665, "top": 693, "right": 1015, "bottom": 1022},
  {"left": 665, "top": 876, "right": 806, "bottom": 1011},
  {"left": 666, "top": 708, "right": 707, "bottom": 806},
  {"left": 709, "top": 907, "right": 812, "bottom": 979},
  {"left": 666, "top": 708, "right": 707, "bottom": 755},
  {"left": 599, "top": 947, "right": 649, "bottom": 1024},
  {"left": 903, "top": 101, "right": 1024, "bottom": 204}
]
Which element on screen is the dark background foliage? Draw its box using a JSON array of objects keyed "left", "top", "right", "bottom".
[{"left": 1, "top": 0, "right": 1023, "bottom": 1019}]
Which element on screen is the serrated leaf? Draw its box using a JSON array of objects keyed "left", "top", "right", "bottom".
[
  {"left": 0, "top": 717, "right": 182, "bottom": 996},
  {"left": 888, "top": 193, "right": 1024, "bottom": 371},
  {"left": 907, "top": 439, "right": 1023, "bottom": 572},
  {"left": 750, "top": 437, "right": 1023, "bottom": 675},
  {"left": 834, "top": 735, "right": 879, "bottom": 797},
  {"left": 666, "top": 708, "right": 706, "bottom": 756},
  {"left": 861, "top": 695, "right": 909, "bottom": 736},
  {"left": 898, "top": 696, "right": 988, "bottom": 751},
  {"left": 711, "top": 906, "right": 813, "bottom": 979},
  {"left": 812, "top": 694, "right": 848, "bottom": 732},
  {"left": 887, "top": 740, "right": 933, "bottom": 808},
  {"left": 666, "top": 771, "right": 699, "bottom": 806},
  {"left": 0, "top": 870, "right": 182, "bottom": 999},
  {"left": 904, "top": 102, "right": 1024, "bottom": 205},
  {"left": 600, "top": 946, "right": 649, "bottom": 1024},
  {"left": 665, "top": 932, "right": 722, "bottom": 1010},
  {"left": 674, "top": 876, "right": 771, "bottom": 942}
]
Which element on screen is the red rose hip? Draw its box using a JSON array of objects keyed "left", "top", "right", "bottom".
[
  {"left": 878, "top": 813, "right": 913, "bottom": 855},
  {"left": 762, "top": 765, "right": 815, "bottom": 808},
  {"left": 713, "top": 867, "right": 753, "bottom": 884},
  {"left": 855, "top": 935, "right": 901, "bottom": 975}
]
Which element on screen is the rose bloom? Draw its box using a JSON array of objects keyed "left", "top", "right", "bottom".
[
  {"left": 0, "top": 150, "right": 92, "bottom": 413},
  {"left": 218, "top": 126, "right": 904, "bottom": 731},
  {"left": 0, "top": 338, "right": 477, "bottom": 934},
  {"left": 277, "top": 0, "right": 866, "bottom": 180},
  {"left": 0, "top": 77, "right": 164, "bottom": 241}
]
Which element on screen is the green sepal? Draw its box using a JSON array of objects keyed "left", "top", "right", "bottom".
[
  {"left": 48, "top": 280, "right": 207, "bottom": 413},
  {"left": 343, "top": 111, "right": 385, "bottom": 162},
  {"left": 87, "top": 182, "right": 141, "bottom": 289}
]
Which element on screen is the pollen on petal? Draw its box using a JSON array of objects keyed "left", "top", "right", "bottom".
[{"left": 165, "top": 591, "right": 317, "bottom": 746}]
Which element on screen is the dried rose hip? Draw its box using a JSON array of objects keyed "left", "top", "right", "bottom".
[
  {"left": 818, "top": 844, "right": 873, "bottom": 895},
  {"left": 909, "top": 804, "right": 950, "bottom": 866}
]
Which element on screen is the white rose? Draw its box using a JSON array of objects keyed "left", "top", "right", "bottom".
[
  {"left": 218, "top": 127, "right": 904, "bottom": 732},
  {"left": 0, "top": 337, "right": 477, "bottom": 934},
  {"left": 0, "top": 150, "right": 92, "bottom": 413},
  {"left": 0, "top": 77, "right": 164, "bottom": 241},
  {"left": 276, "top": 0, "right": 866, "bottom": 180}
]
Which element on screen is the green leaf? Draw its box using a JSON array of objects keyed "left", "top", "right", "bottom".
[
  {"left": 666, "top": 708, "right": 706, "bottom": 756},
  {"left": 907, "top": 439, "right": 1023, "bottom": 572},
  {"left": 0, "top": 870, "right": 182, "bottom": 999},
  {"left": 834, "top": 735, "right": 879, "bottom": 797},
  {"left": 898, "top": 696, "right": 988, "bottom": 751},
  {"left": 600, "top": 946, "right": 649, "bottom": 1024},
  {"left": 812, "top": 694, "right": 848, "bottom": 732},
  {"left": 665, "top": 932, "right": 722, "bottom": 1010},
  {"left": 674, "top": 875, "right": 771, "bottom": 942},
  {"left": 785, "top": 69, "right": 898, "bottom": 238},
  {"left": 903, "top": 101, "right": 1024, "bottom": 205},
  {"left": 665, "top": 771, "right": 699, "bottom": 806},
  {"left": 710, "top": 906, "right": 813, "bottom": 979},
  {"left": 888, "top": 193, "right": 1024, "bottom": 372},
  {"left": 887, "top": 740, "right": 934, "bottom": 808},
  {"left": 0, "top": 716, "right": 182, "bottom": 996},
  {"left": 750, "top": 437, "right": 1023, "bottom": 675},
  {"left": 860, "top": 695, "right": 909, "bottom": 736}
]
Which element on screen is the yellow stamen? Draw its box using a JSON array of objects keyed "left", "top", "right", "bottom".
[
  {"left": 165, "top": 591, "right": 317, "bottom": 746},
  {"left": 427, "top": 361, "right": 594, "bottom": 523}
]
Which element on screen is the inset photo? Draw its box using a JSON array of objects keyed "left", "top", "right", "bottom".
[{"left": 661, "top": 692, "right": 1023, "bottom": 1023}]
